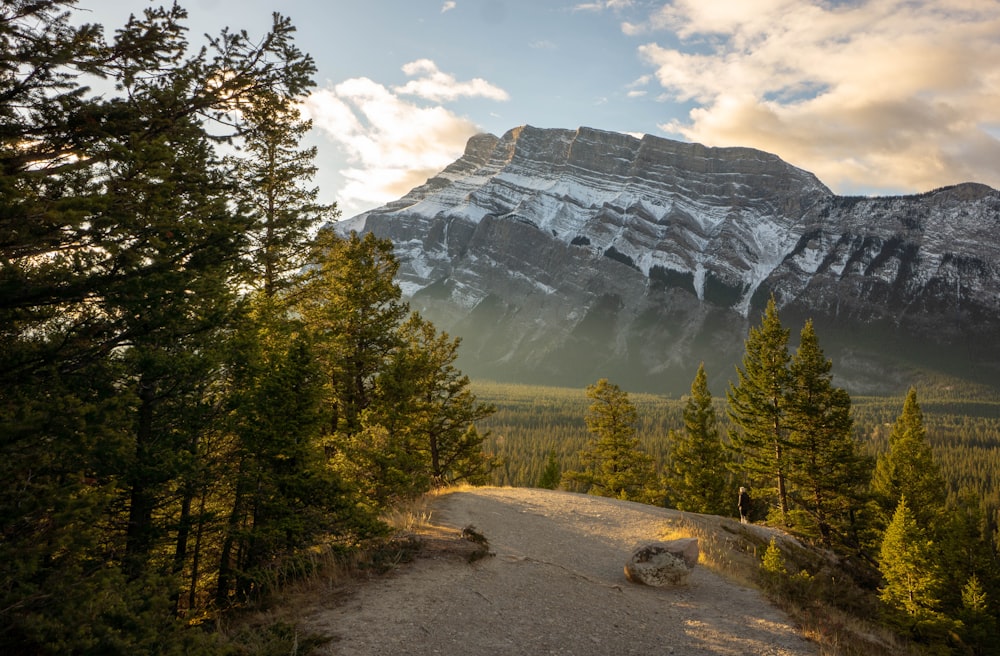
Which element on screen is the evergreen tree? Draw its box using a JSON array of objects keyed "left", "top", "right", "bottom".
[
  {"left": 934, "top": 489, "right": 1000, "bottom": 636},
  {"left": 348, "top": 314, "right": 496, "bottom": 506},
  {"left": 562, "top": 379, "right": 660, "bottom": 503},
  {"left": 232, "top": 90, "right": 338, "bottom": 297},
  {"left": 297, "top": 230, "right": 409, "bottom": 439},
  {"left": 298, "top": 232, "right": 493, "bottom": 508},
  {"left": 665, "top": 363, "right": 731, "bottom": 515},
  {"left": 391, "top": 315, "right": 496, "bottom": 488},
  {"left": 216, "top": 296, "right": 370, "bottom": 604},
  {"left": 537, "top": 451, "right": 562, "bottom": 489},
  {"left": 871, "top": 388, "right": 947, "bottom": 529},
  {"left": 958, "top": 575, "right": 999, "bottom": 654},
  {"left": 879, "top": 497, "right": 943, "bottom": 624},
  {"left": 727, "top": 297, "right": 792, "bottom": 522},
  {"left": 785, "top": 320, "right": 871, "bottom": 547}
]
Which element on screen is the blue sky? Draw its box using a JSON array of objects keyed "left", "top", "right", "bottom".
[{"left": 78, "top": 1, "right": 1000, "bottom": 217}]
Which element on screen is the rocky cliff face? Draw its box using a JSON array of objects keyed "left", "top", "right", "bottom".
[{"left": 340, "top": 126, "right": 1000, "bottom": 394}]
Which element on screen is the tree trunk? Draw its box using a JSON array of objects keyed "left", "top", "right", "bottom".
[{"left": 125, "top": 375, "right": 156, "bottom": 579}]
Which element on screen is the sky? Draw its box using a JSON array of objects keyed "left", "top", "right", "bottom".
[{"left": 77, "top": 0, "right": 1000, "bottom": 218}]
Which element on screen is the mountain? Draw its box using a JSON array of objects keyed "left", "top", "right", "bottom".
[{"left": 338, "top": 126, "right": 1000, "bottom": 395}]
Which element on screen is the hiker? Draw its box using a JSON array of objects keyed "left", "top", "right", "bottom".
[{"left": 738, "top": 487, "right": 751, "bottom": 524}]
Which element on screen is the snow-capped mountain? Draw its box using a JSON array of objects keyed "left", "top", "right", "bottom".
[{"left": 340, "top": 126, "right": 1000, "bottom": 394}]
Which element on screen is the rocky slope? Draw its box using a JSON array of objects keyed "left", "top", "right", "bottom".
[{"left": 339, "top": 126, "right": 1000, "bottom": 394}]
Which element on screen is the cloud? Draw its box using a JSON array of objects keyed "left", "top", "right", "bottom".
[
  {"left": 395, "top": 59, "right": 510, "bottom": 102},
  {"left": 441, "top": 1, "right": 456, "bottom": 13},
  {"left": 302, "top": 61, "right": 509, "bottom": 214},
  {"left": 633, "top": 0, "right": 1000, "bottom": 193},
  {"left": 574, "top": 0, "right": 633, "bottom": 12},
  {"left": 530, "top": 39, "right": 557, "bottom": 50}
]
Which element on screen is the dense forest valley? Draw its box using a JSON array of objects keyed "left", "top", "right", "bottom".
[{"left": 475, "top": 381, "right": 1000, "bottom": 517}]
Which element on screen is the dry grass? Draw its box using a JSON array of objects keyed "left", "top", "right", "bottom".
[{"left": 219, "top": 489, "right": 483, "bottom": 654}]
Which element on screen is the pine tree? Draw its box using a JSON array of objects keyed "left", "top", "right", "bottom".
[
  {"left": 357, "top": 313, "right": 496, "bottom": 504},
  {"left": 216, "top": 296, "right": 369, "bottom": 604},
  {"left": 537, "top": 451, "right": 562, "bottom": 489},
  {"left": 958, "top": 575, "right": 999, "bottom": 653},
  {"left": 665, "top": 363, "right": 731, "bottom": 515},
  {"left": 232, "top": 91, "right": 338, "bottom": 297},
  {"left": 761, "top": 536, "right": 788, "bottom": 583},
  {"left": 297, "top": 230, "right": 409, "bottom": 439},
  {"left": 562, "top": 379, "right": 660, "bottom": 503},
  {"left": 727, "top": 297, "right": 792, "bottom": 522},
  {"left": 785, "top": 320, "right": 871, "bottom": 547},
  {"left": 879, "top": 496, "right": 942, "bottom": 623},
  {"left": 871, "top": 388, "right": 947, "bottom": 529}
]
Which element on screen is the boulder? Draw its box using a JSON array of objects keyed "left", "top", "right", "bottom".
[{"left": 624, "top": 538, "right": 699, "bottom": 586}]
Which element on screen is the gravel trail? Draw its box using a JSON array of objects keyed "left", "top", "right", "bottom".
[{"left": 304, "top": 487, "right": 817, "bottom": 655}]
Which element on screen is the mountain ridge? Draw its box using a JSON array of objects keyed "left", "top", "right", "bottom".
[{"left": 339, "top": 126, "right": 1000, "bottom": 394}]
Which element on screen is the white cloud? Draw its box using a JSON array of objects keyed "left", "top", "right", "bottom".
[
  {"left": 634, "top": 0, "right": 1000, "bottom": 193},
  {"left": 395, "top": 59, "right": 510, "bottom": 102},
  {"left": 301, "top": 61, "right": 509, "bottom": 215},
  {"left": 574, "top": 0, "right": 633, "bottom": 12},
  {"left": 441, "top": 1, "right": 456, "bottom": 13}
]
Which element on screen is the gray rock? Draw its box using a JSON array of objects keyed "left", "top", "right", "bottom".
[{"left": 624, "top": 538, "right": 700, "bottom": 586}]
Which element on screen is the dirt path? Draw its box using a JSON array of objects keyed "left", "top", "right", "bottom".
[{"left": 303, "top": 487, "right": 817, "bottom": 655}]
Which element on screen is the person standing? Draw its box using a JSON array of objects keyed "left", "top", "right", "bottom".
[{"left": 738, "top": 487, "right": 752, "bottom": 524}]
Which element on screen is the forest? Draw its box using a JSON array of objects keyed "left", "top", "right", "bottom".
[
  {"left": 1, "top": 3, "right": 492, "bottom": 653},
  {"left": 4, "top": 2, "right": 1000, "bottom": 655},
  {"left": 477, "top": 382, "right": 1000, "bottom": 519}
]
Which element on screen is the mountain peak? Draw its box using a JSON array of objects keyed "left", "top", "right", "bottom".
[{"left": 342, "top": 126, "right": 1000, "bottom": 393}]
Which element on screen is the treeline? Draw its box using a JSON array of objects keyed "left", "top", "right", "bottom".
[
  {"left": 1, "top": 4, "right": 492, "bottom": 654},
  {"left": 477, "top": 384, "right": 1000, "bottom": 518},
  {"left": 474, "top": 303, "right": 1000, "bottom": 653}
]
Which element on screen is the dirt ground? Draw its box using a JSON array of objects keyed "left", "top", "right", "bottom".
[{"left": 301, "top": 487, "right": 818, "bottom": 655}]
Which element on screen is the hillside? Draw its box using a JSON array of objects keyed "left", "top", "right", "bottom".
[{"left": 293, "top": 488, "right": 901, "bottom": 655}]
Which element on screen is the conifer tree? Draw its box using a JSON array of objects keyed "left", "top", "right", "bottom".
[
  {"left": 232, "top": 91, "right": 338, "bottom": 297},
  {"left": 537, "top": 451, "right": 562, "bottom": 489},
  {"left": 562, "top": 379, "right": 660, "bottom": 503},
  {"left": 785, "top": 320, "right": 871, "bottom": 547},
  {"left": 727, "top": 297, "right": 792, "bottom": 521},
  {"left": 871, "top": 388, "right": 946, "bottom": 529},
  {"left": 665, "top": 363, "right": 731, "bottom": 515},
  {"left": 957, "top": 575, "right": 999, "bottom": 653},
  {"left": 370, "top": 314, "right": 496, "bottom": 495},
  {"left": 879, "top": 496, "right": 943, "bottom": 624},
  {"left": 297, "top": 230, "right": 410, "bottom": 438},
  {"left": 216, "top": 296, "right": 368, "bottom": 604}
]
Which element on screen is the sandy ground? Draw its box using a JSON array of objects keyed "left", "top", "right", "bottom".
[{"left": 302, "top": 487, "right": 818, "bottom": 655}]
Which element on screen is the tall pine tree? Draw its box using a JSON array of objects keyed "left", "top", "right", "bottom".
[
  {"left": 727, "top": 297, "right": 792, "bottom": 522},
  {"left": 0, "top": 2, "right": 317, "bottom": 651},
  {"left": 231, "top": 90, "right": 338, "bottom": 298},
  {"left": 871, "top": 388, "right": 946, "bottom": 529},
  {"left": 563, "top": 379, "right": 660, "bottom": 503},
  {"left": 665, "top": 363, "right": 731, "bottom": 515},
  {"left": 785, "top": 320, "right": 870, "bottom": 547}
]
